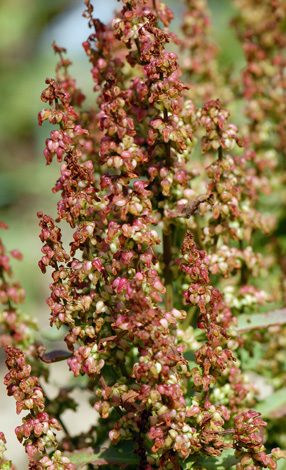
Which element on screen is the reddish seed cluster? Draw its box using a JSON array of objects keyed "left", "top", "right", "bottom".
[
  {"left": 0, "top": 432, "right": 7, "bottom": 459},
  {"left": 231, "top": 0, "right": 286, "bottom": 385},
  {"left": 38, "top": 78, "right": 88, "bottom": 166},
  {"left": 0, "top": 432, "right": 14, "bottom": 469},
  {"left": 181, "top": 231, "right": 235, "bottom": 390},
  {"left": 15, "top": 413, "right": 61, "bottom": 461},
  {"left": 33, "top": 0, "right": 285, "bottom": 467},
  {"left": 1, "top": 0, "right": 286, "bottom": 469},
  {"left": 231, "top": 0, "right": 286, "bottom": 215},
  {"left": 2, "top": 345, "right": 75, "bottom": 468},
  {"left": 39, "top": 450, "right": 75, "bottom": 470},
  {"left": 180, "top": 0, "right": 230, "bottom": 103},
  {"left": 0, "top": 224, "right": 37, "bottom": 352},
  {"left": 199, "top": 100, "right": 242, "bottom": 153},
  {"left": 4, "top": 346, "right": 62, "bottom": 461},
  {"left": 0, "top": 432, "right": 10, "bottom": 470},
  {"left": 233, "top": 411, "right": 286, "bottom": 470}
]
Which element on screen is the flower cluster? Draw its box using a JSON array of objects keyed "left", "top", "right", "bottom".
[
  {"left": 231, "top": 0, "right": 286, "bottom": 386},
  {"left": 3, "top": 346, "right": 74, "bottom": 469},
  {"left": 2, "top": 0, "right": 286, "bottom": 468},
  {"left": 180, "top": 0, "right": 228, "bottom": 103},
  {"left": 0, "top": 223, "right": 37, "bottom": 352},
  {"left": 33, "top": 0, "right": 285, "bottom": 467},
  {"left": 0, "top": 432, "right": 13, "bottom": 470},
  {"left": 181, "top": 231, "right": 237, "bottom": 393},
  {"left": 38, "top": 451, "right": 75, "bottom": 470},
  {"left": 38, "top": 77, "right": 88, "bottom": 166},
  {"left": 233, "top": 411, "right": 286, "bottom": 470},
  {"left": 199, "top": 100, "right": 242, "bottom": 153}
]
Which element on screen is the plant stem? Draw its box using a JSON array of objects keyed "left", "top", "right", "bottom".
[
  {"left": 194, "top": 214, "right": 204, "bottom": 250},
  {"left": 239, "top": 239, "right": 248, "bottom": 286},
  {"left": 127, "top": 3, "right": 146, "bottom": 66},
  {"left": 163, "top": 229, "right": 173, "bottom": 311},
  {"left": 218, "top": 145, "right": 223, "bottom": 161},
  {"left": 41, "top": 383, "right": 71, "bottom": 438},
  {"left": 161, "top": 80, "right": 173, "bottom": 312},
  {"left": 0, "top": 269, "right": 13, "bottom": 311},
  {"left": 57, "top": 414, "right": 70, "bottom": 437}
]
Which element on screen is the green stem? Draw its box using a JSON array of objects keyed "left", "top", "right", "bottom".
[
  {"left": 194, "top": 214, "right": 204, "bottom": 250},
  {"left": 218, "top": 145, "right": 223, "bottom": 161},
  {"left": 57, "top": 414, "right": 70, "bottom": 437},
  {"left": 161, "top": 86, "right": 173, "bottom": 311},
  {"left": 239, "top": 239, "right": 248, "bottom": 286},
  {"left": 126, "top": 3, "right": 146, "bottom": 66},
  {"left": 0, "top": 269, "right": 13, "bottom": 311},
  {"left": 41, "top": 383, "right": 71, "bottom": 438},
  {"left": 213, "top": 145, "right": 224, "bottom": 251},
  {"left": 181, "top": 306, "right": 197, "bottom": 330},
  {"left": 163, "top": 229, "right": 173, "bottom": 311}
]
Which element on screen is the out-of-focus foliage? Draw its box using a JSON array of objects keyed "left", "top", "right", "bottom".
[
  {"left": 0, "top": 0, "right": 74, "bottom": 143},
  {"left": 0, "top": 0, "right": 78, "bottom": 320}
]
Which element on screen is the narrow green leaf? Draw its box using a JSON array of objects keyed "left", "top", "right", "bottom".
[
  {"left": 255, "top": 388, "right": 286, "bottom": 418},
  {"left": 67, "top": 445, "right": 239, "bottom": 470},
  {"left": 185, "top": 448, "right": 237, "bottom": 470},
  {"left": 236, "top": 309, "right": 286, "bottom": 333},
  {"left": 64, "top": 441, "right": 140, "bottom": 469},
  {"left": 277, "top": 458, "right": 286, "bottom": 470}
]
